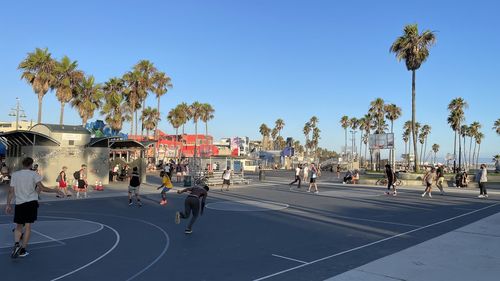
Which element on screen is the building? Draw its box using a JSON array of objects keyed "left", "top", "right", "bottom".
[{"left": 0, "top": 120, "right": 34, "bottom": 133}]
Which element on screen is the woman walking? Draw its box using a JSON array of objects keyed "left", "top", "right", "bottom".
[
  {"left": 477, "top": 164, "right": 488, "bottom": 198},
  {"left": 422, "top": 167, "right": 436, "bottom": 198}
]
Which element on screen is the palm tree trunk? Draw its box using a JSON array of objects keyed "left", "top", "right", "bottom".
[
  {"left": 390, "top": 120, "right": 394, "bottom": 167},
  {"left": 468, "top": 137, "right": 473, "bottom": 169},
  {"left": 458, "top": 130, "right": 462, "bottom": 170},
  {"left": 420, "top": 142, "right": 424, "bottom": 166},
  {"left": 60, "top": 102, "right": 65, "bottom": 125},
  {"left": 37, "top": 94, "right": 43, "bottom": 124},
  {"left": 411, "top": 70, "right": 419, "bottom": 172},
  {"left": 476, "top": 143, "right": 481, "bottom": 168},
  {"left": 82, "top": 116, "right": 88, "bottom": 127},
  {"left": 130, "top": 110, "right": 134, "bottom": 136},
  {"left": 135, "top": 110, "right": 138, "bottom": 139},
  {"left": 175, "top": 127, "right": 179, "bottom": 160},
  {"left": 155, "top": 96, "right": 160, "bottom": 140},
  {"left": 472, "top": 141, "right": 477, "bottom": 169},
  {"left": 194, "top": 121, "right": 198, "bottom": 158},
  {"left": 423, "top": 137, "right": 428, "bottom": 162},
  {"left": 344, "top": 128, "right": 347, "bottom": 159},
  {"left": 463, "top": 136, "right": 467, "bottom": 168},
  {"left": 453, "top": 130, "right": 457, "bottom": 172},
  {"left": 359, "top": 134, "right": 363, "bottom": 166}
]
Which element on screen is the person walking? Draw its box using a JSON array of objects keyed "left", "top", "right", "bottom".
[
  {"left": 384, "top": 164, "right": 396, "bottom": 196},
  {"left": 75, "top": 164, "right": 88, "bottom": 199},
  {"left": 289, "top": 164, "right": 302, "bottom": 190},
  {"left": 477, "top": 164, "right": 488, "bottom": 198},
  {"left": 336, "top": 165, "right": 341, "bottom": 179},
  {"left": 57, "top": 166, "right": 71, "bottom": 197},
  {"left": 436, "top": 163, "right": 445, "bottom": 195},
  {"left": 307, "top": 163, "right": 319, "bottom": 194},
  {"left": 303, "top": 163, "right": 309, "bottom": 182},
  {"left": 128, "top": 167, "right": 142, "bottom": 206},
  {"left": 175, "top": 185, "right": 209, "bottom": 234},
  {"left": 221, "top": 167, "right": 231, "bottom": 191},
  {"left": 422, "top": 167, "right": 436, "bottom": 198},
  {"left": 5, "top": 157, "right": 48, "bottom": 258}
]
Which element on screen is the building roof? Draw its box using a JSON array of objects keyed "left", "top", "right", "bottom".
[
  {"left": 0, "top": 130, "right": 61, "bottom": 147},
  {"left": 31, "top": 124, "right": 90, "bottom": 134}
]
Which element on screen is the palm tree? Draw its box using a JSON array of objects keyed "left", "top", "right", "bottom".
[
  {"left": 303, "top": 122, "right": 311, "bottom": 157},
  {"left": 123, "top": 70, "right": 144, "bottom": 137},
  {"left": 312, "top": 127, "right": 321, "bottom": 159},
  {"left": 419, "top": 124, "right": 431, "bottom": 164},
  {"left": 448, "top": 97, "right": 468, "bottom": 170},
  {"left": 271, "top": 128, "right": 279, "bottom": 149},
  {"left": 167, "top": 107, "right": 184, "bottom": 159},
  {"left": 54, "top": 56, "right": 84, "bottom": 125},
  {"left": 259, "top": 124, "right": 271, "bottom": 150},
  {"left": 134, "top": 60, "right": 157, "bottom": 138},
  {"left": 460, "top": 125, "right": 469, "bottom": 168},
  {"left": 275, "top": 119, "right": 285, "bottom": 137},
  {"left": 431, "top": 144, "right": 440, "bottom": 163},
  {"left": 493, "top": 119, "right": 500, "bottom": 135},
  {"left": 402, "top": 129, "right": 410, "bottom": 168},
  {"left": 369, "top": 98, "right": 386, "bottom": 134},
  {"left": 151, "top": 71, "right": 173, "bottom": 139},
  {"left": 200, "top": 103, "right": 215, "bottom": 155},
  {"left": 309, "top": 116, "right": 319, "bottom": 128},
  {"left": 350, "top": 117, "right": 359, "bottom": 159},
  {"left": 357, "top": 117, "right": 368, "bottom": 165},
  {"left": 468, "top": 122, "right": 481, "bottom": 168},
  {"left": 340, "top": 116, "right": 350, "bottom": 158},
  {"left": 475, "top": 132, "right": 484, "bottom": 168},
  {"left": 362, "top": 113, "right": 373, "bottom": 167},
  {"left": 71, "top": 75, "right": 103, "bottom": 126},
  {"left": 141, "top": 107, "right": 160, "bottom": 138},
  {"left": 391, "top": 24, "right": 436, "bottom": 172},
  {"left": 384, "top": 103, "right": 402, "bottom": 166},
  {"left": 176, "top": 102, "right": 191, "bottom": 135},
  {"left": 18, "top": 47, "right": 57, "bottom": 123},
  {"left": 190, "top": 101, "right": 203, "bottom": 157},
  {"left": 101, "top": 77, "right": 131, "bottom": 134}
]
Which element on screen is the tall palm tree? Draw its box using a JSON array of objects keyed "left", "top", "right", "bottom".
[
  {"left": 176, "top": 102, "right": 191, "bottom": 135},
  {"left": 134, "top": 60, "right": 157, "bottom": 138},
  {"left": 447, "top": 97, "right": 467, "bottom": 170},
  {"left": 475, "top": 132, "right": 484, "bottom": 168},
  {"left": 468, "top": 122, "right": 481, "bottom": 168},
  {"left": 101, "top": 77, "right": 131, "bottom": 134},
  {"left": 309, "top": 116, "right": 319, "bottom": 128},
  {"left": 402, "top": 129, "right": 410, "bottom": 167},
  {"left": 460, "top": 125, "right": 469, "bottom": 168},
  {"left": 71, "top": 75, "right": 103, "bottom": 126},
  {"left": 369, "top": 98, "right": 386, "bottom": 134},
  {"left": 271, "top": 128, "right": 279, "bottom": 149},
  {"left": 275, "top": 119, "right": 285, "bottom": 137},
  {"left": 259, "top": 124, "right": 271, "bottom": 150},
  {"left": 419, "top": 124, "right": 431, "bottom": 164},
  {"left": 18, "top": 47, "right": 57, "bottom": 123},
  {"left": 167, "top": 107, "right": 184, "bottom": 159},
  {"left": 312, "top": 127, "right": 321, "bottom": 159},
  {"left": 123, "top": 70, "right": 144, "bottom": 137},
  {"left": 384, "top": 103, "right": 402, "bottom": 166},
  {"left": 190, "top": 101, "right": 203, "bottom": 157},
  {"left": 54, "top": 56, "right": 84, "bottom": 125},
  {"left": 357, "top": 117, "right": 368, "bottom": 164},
  {"left": 303, "top": 122, "right": 311, "bottom": 157},
  {"left": 141, "top": 107, "right": 160, "bottom": 138},
  {"left": 340, "top": 116, "right": 350, "bottom": 157},
  {"left": 350, "top": 117, "right": 359, "bottom": 159},
  {"left": 200, "top": 103, "right": 215, "bottom": 155},
  {"left": 390, "top": 24, "right": 436, "bottom": 172},
  {"left": 151, "top": 71, "right": 173, "bottom": 139},
  {"left": 494, "top": 118, "right": 500, "bottom": 135},
  {"left": 431, "top": 144, "right": 440, "bottom": 163}
]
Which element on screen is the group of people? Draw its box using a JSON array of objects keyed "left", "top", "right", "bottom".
[
  {"left": 162, "top": 160, "right": 188, "bottom": 183},
  {"left": 54, "top": 164, "right": 90, "bottom": 199},
  {"left": 289, "top": 163, "right": 320, "bottom": 194}
]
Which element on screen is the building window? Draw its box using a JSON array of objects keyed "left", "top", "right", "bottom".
[{"left": 68, "top": 140, "right": 75, "bottom": 146}]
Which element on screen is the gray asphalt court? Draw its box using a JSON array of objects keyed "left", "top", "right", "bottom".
[{"left": 2, "top": 171, "right": 499, "bottom": 281}]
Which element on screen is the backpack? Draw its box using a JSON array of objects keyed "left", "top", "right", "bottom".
[
  {"left": 56, "top": 173, "right": 62, "bottom": 183},
  {"left": 73, "top": 170, "right": 80, "bottom": 180}
]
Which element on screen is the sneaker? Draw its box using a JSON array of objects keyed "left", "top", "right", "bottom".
[
  {"left": 314, "top": 191, "right": 319, "bottom": 195},
  {"left": 129, "top": 201, "right": 133, "bottom": 206},
  {"left": 342, "top": 182, "right": 346, "bottom": 184},
  {"left": 185, "top": 229, "right": 193, "bottom": 234},
  {"left": 11, "top": 243, "right": 21, "bottom": 259},
  {"left": 18, "top": 248, "right": 29, "bottom": 257},
  {"left": 484, "top": 195, "right": 489, "bottom": 198},
  {"left": 385, "top": 191, "right": 390, "bottom": 195},
  {"left": 421, "top": 192, "right": 426, "bottom": 197},
  {"left": 392, "top": 191, "right": 397, "bottom": 196},
  {"left": 138, "top": 201, "right": 142, "bottom": 207},
  {"left": 160, "top": 200, "right": 167, "bottom": 205},
  {"left": 478, "top": 195, "right": 485, "bottom": 198},
  {"left": 428, "top": 193, "right": 432, "bottom": 198},
  {"left": 306, "top": 190, "right": 311, "bottom": 193},
  {"left": 175, "top": 212, "right": 181, "bottom": 224}
]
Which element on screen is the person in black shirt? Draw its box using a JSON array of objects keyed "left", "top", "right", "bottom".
[
  {"left": 175, "top": 185, "right": 209, "bottom": 234},
  {"left": 128, "top": 167, "right": 142, "bottom": 206},
  {"left": 385, "top": 164, "right": 396, "bottom": 196}
]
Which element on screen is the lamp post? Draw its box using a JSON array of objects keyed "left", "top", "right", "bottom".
[{"left": 8, "top": 97, "right": 27, "bottom": 130}]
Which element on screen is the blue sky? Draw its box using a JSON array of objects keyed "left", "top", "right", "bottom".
[{"left": 1, "top": 0, "right": 499, "bottom": 159}]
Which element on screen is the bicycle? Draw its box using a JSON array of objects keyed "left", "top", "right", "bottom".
[
  {"left": 193, "top": 174, "right": 209, "bottom": 186},
  {"left": 375, "top": 178, "right": 403, "bottom": 186}
]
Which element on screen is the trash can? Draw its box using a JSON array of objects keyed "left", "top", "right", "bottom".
[{"left": 183, "top": 175, "right": 192, "bottom": 187}]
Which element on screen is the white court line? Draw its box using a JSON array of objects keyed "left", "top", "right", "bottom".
[
  {"left": 272, "top": 254, "right": 308, "bottom": 264},
  {"left": 253, "top": 202, "right": 500, "bottom": 281},
  {"left": 31, "top": 230, "right": 66, "bottom": 246}
]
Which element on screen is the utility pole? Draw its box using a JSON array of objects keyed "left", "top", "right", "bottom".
[{"left": 9, "top": 97, "right": 27, "bottom": 130}]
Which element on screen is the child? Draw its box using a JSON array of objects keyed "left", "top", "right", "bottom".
[
  {"left": 157, "top": 171, "right": 173, "bottom": 205},
  {"left": 128, "top": 167, "right": 142, "bottom": 206},
  {"left": 57, "top": 166, "right": 71, "bottom": 197}
]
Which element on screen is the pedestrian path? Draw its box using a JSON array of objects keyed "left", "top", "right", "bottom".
[{"left": 325, "top": 210, "right": 500, "bottom": 281}]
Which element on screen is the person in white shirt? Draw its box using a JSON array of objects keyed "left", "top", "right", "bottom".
[
  {"left": 303, "top": 164, "right": 309, "bottom": 181},
  {"left": 5, "top": 157, "right": 51, "bottom": 258},
  {"left": 221, "top": 167, "right": 232, "bottom": 191},
  {"left": 289, "top": 164, "right": 302, "bottom": 190}
]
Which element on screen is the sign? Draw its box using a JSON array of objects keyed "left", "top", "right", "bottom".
[{"left": 369, "top": 133, "right": 394, "bottom": 149}]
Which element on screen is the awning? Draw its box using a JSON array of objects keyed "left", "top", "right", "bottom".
[
  {"left": 109, "top": 140, "right": 145, "bottom": 149},
  {"left": 88, "top": 137, "right": 122, "bottom": 147},
  {"left": 0, "top": 130, "right": 60, "bottom": 148}
]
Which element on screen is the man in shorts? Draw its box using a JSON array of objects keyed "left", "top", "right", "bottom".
[
  {"left": 76, "top": 164, "right": 88, "bottom": 199},
  {"left": 221, "top": 167, "right": 231, "bottom": 191},
  {"left": 5, "top": 157, "right": 46, "bottom": 258},
  {"left": 128, "top": 167, "right": 142, "bottom": 206}
]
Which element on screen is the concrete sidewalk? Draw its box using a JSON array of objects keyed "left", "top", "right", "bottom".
[{"left": 326, "top": 210, "right": 500, "bottom": 281}]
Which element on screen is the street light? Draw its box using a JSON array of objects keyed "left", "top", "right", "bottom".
[{"left": 8, "top": 97, "right": 27, "bottom": 130}]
